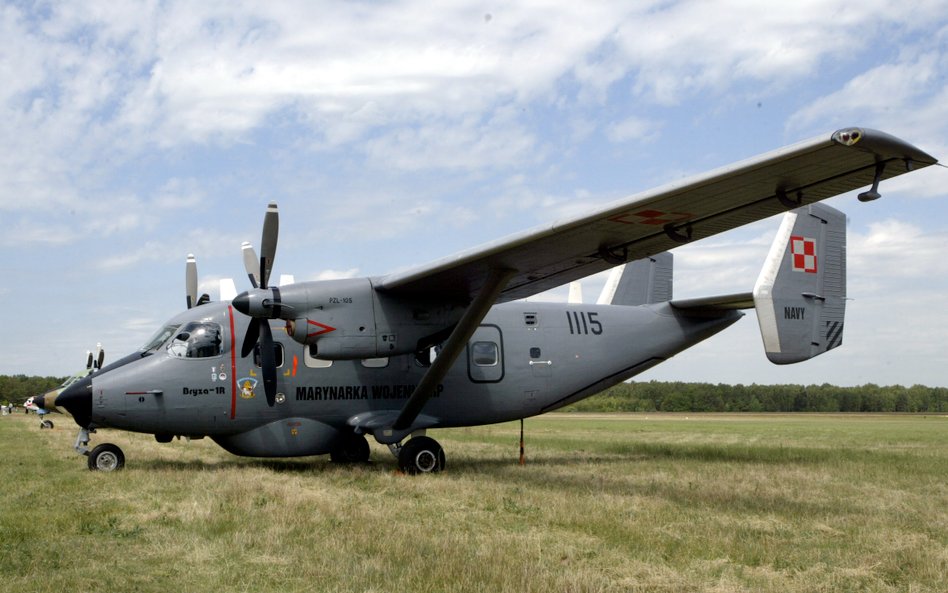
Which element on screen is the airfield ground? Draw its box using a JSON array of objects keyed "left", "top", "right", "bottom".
[{"left": 1, "top": 412, "right": 945, "bottom": 592}]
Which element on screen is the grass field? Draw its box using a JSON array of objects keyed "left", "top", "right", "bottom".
[{"left": 1, "top": 412, "right": 945, "bottom": 592}]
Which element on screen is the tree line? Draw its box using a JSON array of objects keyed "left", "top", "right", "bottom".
[
  {"left": 3, "top": 374, "right": 948, "bottom": 413},
  {"left": 564, "top": 381, "right": 948, "bottom": 413},
  {"left": 1, "top": 375, "right": 65, "bottom": 404}
]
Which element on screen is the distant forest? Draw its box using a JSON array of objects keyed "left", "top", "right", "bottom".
[
  {"left": 564, "top": 381, "right": 948, "bottom": 413},
  {"left": 3, "top": 375, "right": 947, "bottom": 413},
  {"left": 1, "top": 375, "right": 64, "bottom": 403}
]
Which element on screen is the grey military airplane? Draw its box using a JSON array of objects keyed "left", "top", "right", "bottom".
[{"left": 36, "top": 127, "right": 936, "bottom": 473}]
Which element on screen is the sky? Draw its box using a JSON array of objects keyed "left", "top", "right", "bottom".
[{"left": 2, "top": 0, "right": 947, "bottom": 386}]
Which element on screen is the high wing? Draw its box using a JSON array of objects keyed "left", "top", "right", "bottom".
[{"left": 376, "top": 128, "right": 936, "bottom": 302}]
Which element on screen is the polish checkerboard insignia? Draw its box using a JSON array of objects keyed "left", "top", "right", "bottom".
[
  {"left": 609, "top": 209, "right": 693, "bottom": 226},
  {"left": 790, "top": 235, "right": 817, "bottom": 273}
]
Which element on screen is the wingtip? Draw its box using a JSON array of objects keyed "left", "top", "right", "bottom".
[{"left": 833, "top": 127, "right": 938, "bottom": 165}]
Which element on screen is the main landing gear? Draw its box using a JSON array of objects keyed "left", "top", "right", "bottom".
[
  {"left": 74, "top": 427, "right": 126, "bottom": 472},
  {"left": 393, "top": 435, "right": 445, "bottom": 475},
  {"left": 331, "top": 430, "right": 447, "bottom": 474},
  {"left": 329, "top": 432, "right": 371, "bottom": 464}
]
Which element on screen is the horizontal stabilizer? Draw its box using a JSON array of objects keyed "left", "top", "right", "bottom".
[
  {"left": 753, "top": 203, "right": 846, "bottom": 364},
  {"left": 670, "top": 292, "right": 754, "bottom": 312}
]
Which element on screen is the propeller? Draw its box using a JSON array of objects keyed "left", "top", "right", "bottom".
[
  {"left": 185, "top": 253, "right": 210, "bottom": 309},
  {"left": 186, "top": 254, "right": 198, "bottom": 308},
  {"left": 241, "top": 242, "right": 259, "bottom": 288},
  {"left": 233, "top": 202, "right": 281, "bottom": 406}
]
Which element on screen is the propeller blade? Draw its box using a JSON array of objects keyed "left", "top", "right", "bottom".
[
  {"left": 86, "top": 351, "right": 93, "bottom": 371},
  {"left": 259, "top": 321, "right": 277, "bottom": 407},
  {"left": 260, "top": 202, "right": 279, "bottom": 289},
  {"left": 241, "top": 318, "right": 260, "bottom": 358},
  {"left": 186, "top": 254, "right": 198, "bottom": 309},
  {"left": 95, "top": 343, "right": 104, "bottom": 370},
  {"left": 241, "top": 242, "right": 259, "bottom": 288},
  {"left": 219, "top": 278, "right": 238, "bottom": 302}
]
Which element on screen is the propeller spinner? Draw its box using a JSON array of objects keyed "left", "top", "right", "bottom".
[{"left": 232, "top": 202, "right": 281, "bottom": 406}]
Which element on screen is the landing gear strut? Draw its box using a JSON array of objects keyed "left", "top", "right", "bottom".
[{"left": 397, "top": 436, "right": 445, "bottom": 474}]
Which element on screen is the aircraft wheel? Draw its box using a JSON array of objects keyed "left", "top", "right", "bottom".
[
  {"left": 330, "top": 432, "right": 370, "bottom": 463},
  {"left": 40, "top": 419, "right": 54, "bottom": 429},
  {"left": 398, "top": 436, "right": 445, "bottom": 474},
  {"left": 87, "top": 443, "right": 125, "bottom": 472}
]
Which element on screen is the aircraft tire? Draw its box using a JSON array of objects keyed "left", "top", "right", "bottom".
[
  {"left": 329, "top": 432, "right": 371, "bottom": 464},
  {"left": 398, "top": 436, "right": 445, "bottom": 475},
  {"left": 40, "top": 420, "right": 54, "bottom": 429},
  {"left": 87, "top": 443, "right": 126, "bottom": 472}
]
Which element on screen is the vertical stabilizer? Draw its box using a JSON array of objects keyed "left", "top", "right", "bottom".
[
  {"left": 753, "top": 203, "right": 846, "bottom": 364},
  {"left": 598, "top": 252, "right": 673, "bottom": 306}
]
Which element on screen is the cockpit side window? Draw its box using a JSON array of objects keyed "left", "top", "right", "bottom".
[
  {"left": 142, "top": 324, "right": 181, "bottom": 353},
  {"left": 166, "top": 322, "right": 223, "bottom": 359}
]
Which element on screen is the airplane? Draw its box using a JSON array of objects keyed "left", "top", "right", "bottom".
[
  {"left": 26, "top": 345, "right": 104, "bottom": 429},
  {"left": 36, "top": 127, "right": 937, "bottom": 473}
]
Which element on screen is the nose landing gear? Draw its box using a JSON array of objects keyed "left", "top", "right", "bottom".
[
  {"left": 87, "top": 443, "right": 125, "bottom": 471},
  {"left": 74, "top": 427, "right": 126, "bottom": 472}
]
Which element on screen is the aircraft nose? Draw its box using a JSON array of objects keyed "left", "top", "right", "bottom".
[{"left": 56, "top": 376, "right": 93, "bottom": 428}]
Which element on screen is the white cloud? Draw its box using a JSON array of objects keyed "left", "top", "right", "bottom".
[
  {"left": 788, "top": 50, "right": 948, "bottom": 139},
  {"left": 312, "top": 268, "right": 360, "bottom": 281},
  {"left": 613, "top": 0, "right": 944, "bottom": 104},
  {"left": 606, "top": 116, "right": 662, "bottom": 143},
  {"left": 849, "top": 219, "right": 948, "bottom": 288},
  {"left": 362, "top": 115, "right": 539, "bottom": 172}
]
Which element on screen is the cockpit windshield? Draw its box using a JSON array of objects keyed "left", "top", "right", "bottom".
[
  {"left": 141, "top": 324, "right": 181, "bottom": 353},
  {"left": 166, "top": 322, "right": 223, "bottom": 359},
  {"left": 59, "top": 373, "right": 87, "bottom": 389}
]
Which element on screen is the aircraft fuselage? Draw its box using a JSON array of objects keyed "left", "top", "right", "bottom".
[{"left": 83, "top": 300, "right": 740, "bottom": 457}]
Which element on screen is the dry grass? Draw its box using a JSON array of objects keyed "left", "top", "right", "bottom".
[{"left": 1, "top": 412, "right": 945, "bottom": 592}]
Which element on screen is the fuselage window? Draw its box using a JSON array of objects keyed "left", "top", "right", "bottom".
[
  {"left": 361, "top": 357, "right": 389, "bottom": 368},
  {"left": 304, "top": 344, "right": 333, "bottom": 368},
  {"left": 166, "top": 322, "right": 222, "bottom": 359},
  {"left": 414, "top": 349, "right": 432, "bottom": 367},
  {"left": 253, "top": 343, "right": 285, "bottom": 368},
  {"left": 471, "top": 341, "right": 499, "bottom": 366}
]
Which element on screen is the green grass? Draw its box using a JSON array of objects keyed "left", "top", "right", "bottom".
[{"left": 1, "top": 412, "right": 946, "bottom": 592}]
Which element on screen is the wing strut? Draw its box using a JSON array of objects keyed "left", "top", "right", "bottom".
[{"left": 379, "top": 267, "right": 515, "bottom": 441}]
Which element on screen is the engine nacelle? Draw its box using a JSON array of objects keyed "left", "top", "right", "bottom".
[{"left": 280, "top": 278, "right": 465, "bottom": 360}]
